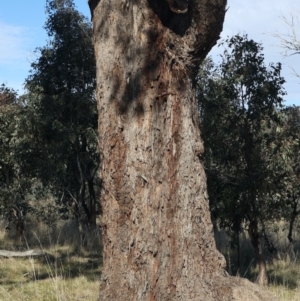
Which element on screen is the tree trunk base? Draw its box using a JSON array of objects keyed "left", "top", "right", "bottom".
[
  {"left": 214, "top": 276, "right": 276, "bottom": 301},
  {"left": 99, "top": 273, "right": 277, "bottom": 301}
]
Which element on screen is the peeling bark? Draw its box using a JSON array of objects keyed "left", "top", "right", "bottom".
[{"left": 90, "top": 0, "right": 277, "bottom": 300}]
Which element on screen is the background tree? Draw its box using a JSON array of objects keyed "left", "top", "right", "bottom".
[
  {"left": 89, "top": 1, "right": 276, "bottom": 300},
  {"left": 0, "top": 85, "right": 19, "bottom": 210},
  {"left": 267, "top": 106, "right": 300, "bottom": 247},
  {"left": 0, "top": 85, "right": 29, "bottom": 232},
  {"left": 198, "top": 34, "right": 286, "bottom": 285},
  {"left": 22, "top": 0, "right": 99, "bottom": 227}
]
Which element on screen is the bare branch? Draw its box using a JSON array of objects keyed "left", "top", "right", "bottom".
[{"left": 267, "top": 11, "right": 300, "bottom": 57}]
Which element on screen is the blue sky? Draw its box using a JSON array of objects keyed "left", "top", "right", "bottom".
[
  {"left": 0, "top": 0, "right": 299, "bottom": 106},
  {"left": 0, "top": 0, "right": 90, "bottom": 92}
]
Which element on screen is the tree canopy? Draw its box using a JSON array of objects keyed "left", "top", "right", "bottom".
[
  {"left": 198, "top": 34, "right": 287, "bottom": 284},
  {"left": 0, "top": 0, "right": 99, "bottom": 227}
]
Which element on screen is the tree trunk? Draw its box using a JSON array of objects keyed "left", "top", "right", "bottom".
[
  {"left": 287, "top": 198, "right": 298, "bottom": 250},
  {"left": 90, "top": 0, "right": 277, "bottom": 300},
  {"left": 87, "top": 178, "right": 97, "bottom": 225},
  {"left": 236, "top": 229, "right": 240, "bottom": 276},
  {"left": 288, "top": 212, "right": 296, "bottom": 244},
  {"left": 248, "top": 220, "right": 268, "bottom": 286},
  {"left": 287, "top": 205, "right": 297, "bottom": 253}
]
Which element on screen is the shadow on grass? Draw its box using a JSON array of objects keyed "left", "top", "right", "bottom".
[
  {"left": 0, "top": 220, "right": 103, "bottom": 284},
  {"left": 268, "top": 274, "right": 298, "bottom": 289},
  {"left": 31, "top": 252, "right": 102, "bottom": 282}
]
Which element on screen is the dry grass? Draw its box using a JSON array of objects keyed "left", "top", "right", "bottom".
[
  {"left": 214, "top": 226, "right": 300, "bottom": 300},
  {"left": 267, "top": 252, "right": 300, "bottom": 301},
  {"left": 1, "top": 220, "right": 300, "bottom": 300},
  {"left": 0, "top": 220, "right": 101, "bottom": 301}
]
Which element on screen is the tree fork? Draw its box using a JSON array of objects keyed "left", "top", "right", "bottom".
[{"left": 91, "top": 0, "right": 277, "bottom": 300}]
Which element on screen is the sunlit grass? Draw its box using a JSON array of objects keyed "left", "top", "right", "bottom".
[
  {"left": 266, "top": 252, "right": 300, "bottom": 301},
  {"left": 0, "top": 272, "right": 99, "bottom": 301},
  {"left": 2, "top": 220, "right": 300, "bottom": 300},
  {"left": 0, "top": 255, "right": 100, "bottom": 301},
  {"left": 0, "top": 221, "right": 101, "bottom": 301}
]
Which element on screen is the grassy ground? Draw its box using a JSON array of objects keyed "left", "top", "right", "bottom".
[
  {"left": 1, "top": 221, "right": 300, "bottom": 300},
  {"left": 215, "top": 226, "right": 300, "bottom": 301},
  {"left": 266, "top": 252, "right": 300, "bottom": 301},
  {"left": 0, "top": 221, "right": 101, "bottom": 301}
]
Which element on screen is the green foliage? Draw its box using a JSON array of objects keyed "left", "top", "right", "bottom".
[
  {"left": 198, "top": 34, "right": 286, "bottom": 246},
  {"left": 266, "top": 106, "right": 300, "bottom": 243},
  {"left": 21, "top": 0, "right": 99, "bottom": 224},
  {"left": 0, "top": 85, "right": 30, "bottom": 216},
  {"left": 0, "top": 0, "right": 99, "bottom": 225},
  {"left": 0, "top": 85, "right": 19, "bottom": 194}
]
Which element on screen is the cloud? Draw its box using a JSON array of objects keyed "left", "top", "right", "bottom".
[
  {"left": 0, "top": 19, "right": 44, "bottom": 92},
  {"left": 210, "top": 0, "right": 300, "bottom": 105},
  {"left": 0, "top": 21, "right": 32, "bottom": 69}
]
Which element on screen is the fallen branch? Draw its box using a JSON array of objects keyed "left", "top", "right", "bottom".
[{"left": 0, "top": 249, "right": 52, "bottom": 258}]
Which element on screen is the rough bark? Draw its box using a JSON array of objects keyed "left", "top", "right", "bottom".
[{"left": 90, "top": 0, "right": 277, "bottom": 300}]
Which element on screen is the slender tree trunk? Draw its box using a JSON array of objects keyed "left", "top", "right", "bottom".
[
  {"left": 87, "top": 178, "right": 97, "bottom": 225},
  {"left": 236, "top": 229, "right": 240, "bottom": 276},
  {"left": 288, "top": 212, "right": 296, "bottom": 244},
  {"left": 89, "top": 0, "right": 277, "bottom": 300},
  {"left": 248, "top": 220, "right": 268, "bottom": 286},
  {"left": 287, "top": 202, "right": 298, "bottom": 253},
  {"left": 287, "top": 198, "right": 298, "bottom": 248}
]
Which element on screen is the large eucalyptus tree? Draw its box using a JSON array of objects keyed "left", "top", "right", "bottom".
[{"left": 88, "top": 1, "right": 277, "bottom": 300}]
